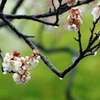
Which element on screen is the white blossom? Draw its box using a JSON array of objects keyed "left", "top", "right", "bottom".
[
  {"left": 92, "top": 7, "right": 100, "bottom": 22},
  {"left": 92, "top": 2, "right": 100, "bottom": 22},
  {"left": 67, "top": 7, "right": 82, "bottom": 32},
  {"left": 12, "top": 72, "right": 31, "bottom": 84},
  {"left": 68, "top": 24, "right": 79, "bottom": 32},
  {"left": 2, "top": 56, "right": 22, "bottom": 73},
  {"left": 19, "top": 57, "right": 25, "bottom": 62},
  {"left": 2, "top": 50, "right": 40, "bottom": 84},
  {"left": 26, "top": 57, "right": 39, "bottom": 69},
  {"left": 18, "top": 67, "right": 25, "bottom": 74}
]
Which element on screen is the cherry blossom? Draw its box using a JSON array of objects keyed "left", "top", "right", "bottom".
[
  {"left": 67, "top": 7, "right": 83, "bottom": 32},
  {"left": 2, "top": 52, "right": 22, "bottom": 74},
  {"left": 12, "top": 71, "right": 31, "bottom": 84},
  {"left": 2, "top": 49, "right": 40, "bottom": 84},
  {"left": 92, "top": 2, "right": 100, "bottom": 22}
]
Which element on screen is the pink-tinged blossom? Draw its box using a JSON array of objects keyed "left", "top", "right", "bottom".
[
  {"left": 67, "top": 7, "right": 82, "bottom": 32},
  {"left": 66, "top": 0, "right": 78, "bottom": 7},
  {"left": 33, "top": 48, "right": 40, "bottom": 54},
  {"left": 68, "top": 24, "right": 78, "bottom": 32},
  {"left": 67, "top": 16, "right": 83, "bottom": 32},
  {"left": 70, "top": 7, "right": 82, "bottom": 18},
  {"left": 12, "top": 71, "right": 30, "bottom": 84},
  {"left": 92, "top": 2, "right": 100, "bottom": 22},
  {"left": 25, "top": 55, "right": 40, "bottom": 70},
  {"left": 2, "top": 53, "right": 22, "bottom": 74},
  {"left": 2, "top": 49, "right": 40, "bottom": 84}
]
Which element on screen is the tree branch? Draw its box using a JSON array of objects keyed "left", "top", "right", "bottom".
[
  {"left": 0, "top": 12, "right": 34, "bottom": 38},
  {"left": 89, "top": 16, "right": 100, "bottom": 42},
  {"left": 11, "top": 0, "right": 24, "bottom": 14},
  {"left": 0, "top": 0, "right": 99, "bottom": 78},
  {"left": 0, "top": 49, "right": 3, "bottom": 72},
  {"left": 0, "top": 0, "right": 24, "bottom": 27},
  {"left": 0, "top": 0, "right": 7, "bottom": 12},
  {"left": 77, "top": 30, "right": 83, "bottom": 54},
  {"left": 0, "top": 0, "right": 94, "bottom": 27}
]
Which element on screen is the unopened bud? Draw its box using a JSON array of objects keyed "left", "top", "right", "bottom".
[{"left": 33, "top": 49, "right": 39, "bottom": 54}]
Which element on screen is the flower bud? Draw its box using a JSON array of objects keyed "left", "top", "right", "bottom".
[{"left": 66, "top": 0, "right": 78, "bottom": 7}]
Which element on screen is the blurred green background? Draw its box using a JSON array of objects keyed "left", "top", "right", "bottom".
[{"left": 0, "top": 0, "right": 100, "bottom": 100}]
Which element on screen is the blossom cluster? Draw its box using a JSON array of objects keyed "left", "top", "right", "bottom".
[
  {"left": 92, "top": 2, "right": 100, "bottom": 22},
  {"left": 66, "top": 0, "right": 78, "bottom": 7},
  {"left": 67, "top": 7, "right": 83, "bottom": 32},
  {"left": 2, "top": 49, "right": 40, "bottom": 84}
]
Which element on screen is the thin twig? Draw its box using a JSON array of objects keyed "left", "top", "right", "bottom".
[
  {"left": 0, "top": 0, "right": 24, "bottom": 27},
  {"left": 5, "top": 14, "right": 58, "bottom": 26},
  {"left": 54, "top": 0, "right": 62, "bottom": 25},
  {"left": 77, "top": 30, "right": 83, "bottom": 54},
  {"left": 89, "top": 16, "right": 100, "bottom": 42},
  {"left": 51, "top": 0, "right": 56, "bottom": 11},
  {"left": 0, "top": 49, "right": 3, "bottom": 72},
  {"left": 89, "top": 42, "right": 100, "bottom": 52},
  {"left": 0, "top": 13, "right": 34, "bottom": 38}
]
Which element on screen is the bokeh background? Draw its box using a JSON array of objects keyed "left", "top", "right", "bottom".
[{"left": 0, "top": 0, "right": 100, "bottom": 100}]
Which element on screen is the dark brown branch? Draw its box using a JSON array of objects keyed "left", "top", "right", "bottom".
[
  {"left": 87, "top": 31, "right": 100, "bottom": 49},
  {"left": 0, "top": 49, "right": 3, "bottom": 72},
  {"left": 51, "top": 0, "right": 56, "bottom": 11},
  {"left": 5, "top": 14, "right": 58, "bottom": 26},
  {"left": 0, "top": 11, "right": 80, "bottom": 78},
  {"left": 0, "top": 12, "right": 34, "bottom": 38},
  {"left": 0, "top": 0, "right": 7, "bottom": 12},
  {"left": 89, "top": 42, "right": 100, "bottom": 51},
  {"left": 89, "top": 16, "right": 100, "bottom": 42},
  {"left": 62, "top": 55, "right": 82, "bottom": 77},
  {"left": 84, "top": 44, "right": 100, "bottom": 58},
  {"left": 82, "top": 32, "right": 100, "bottom": 58},
  {"left": 86, "top": 16, "right": 100, "bottom": 52},
  {"left": 11, "top": 0, "right": 24, "bottom": 14},
  {"left": 0, "top": 0, "right": 98, "bottom": 78},
  {"left": 0, "top": 0, "right": 93, "bottom": 27},
  {"left": 31, "top": 0, "right": 94, "bottom": 18},
  {"left": 0, "top": 12, "right": 62, "bottom": 77},
  {"left": 77, "top": 30, "right": 83, "bottom": 54},
  {"left": 54, "top": 0, "right": 62, "bottom": 25},
  {"left": 0, "top": 0, "right": 24, "bottom": 27},
  {"left": 1, "top": 11, "right": 99, "bottom": 78}
]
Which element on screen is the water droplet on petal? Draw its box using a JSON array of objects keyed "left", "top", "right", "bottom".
[{"left": 59, "top": 77, "right": 63, "bottom": 80}]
